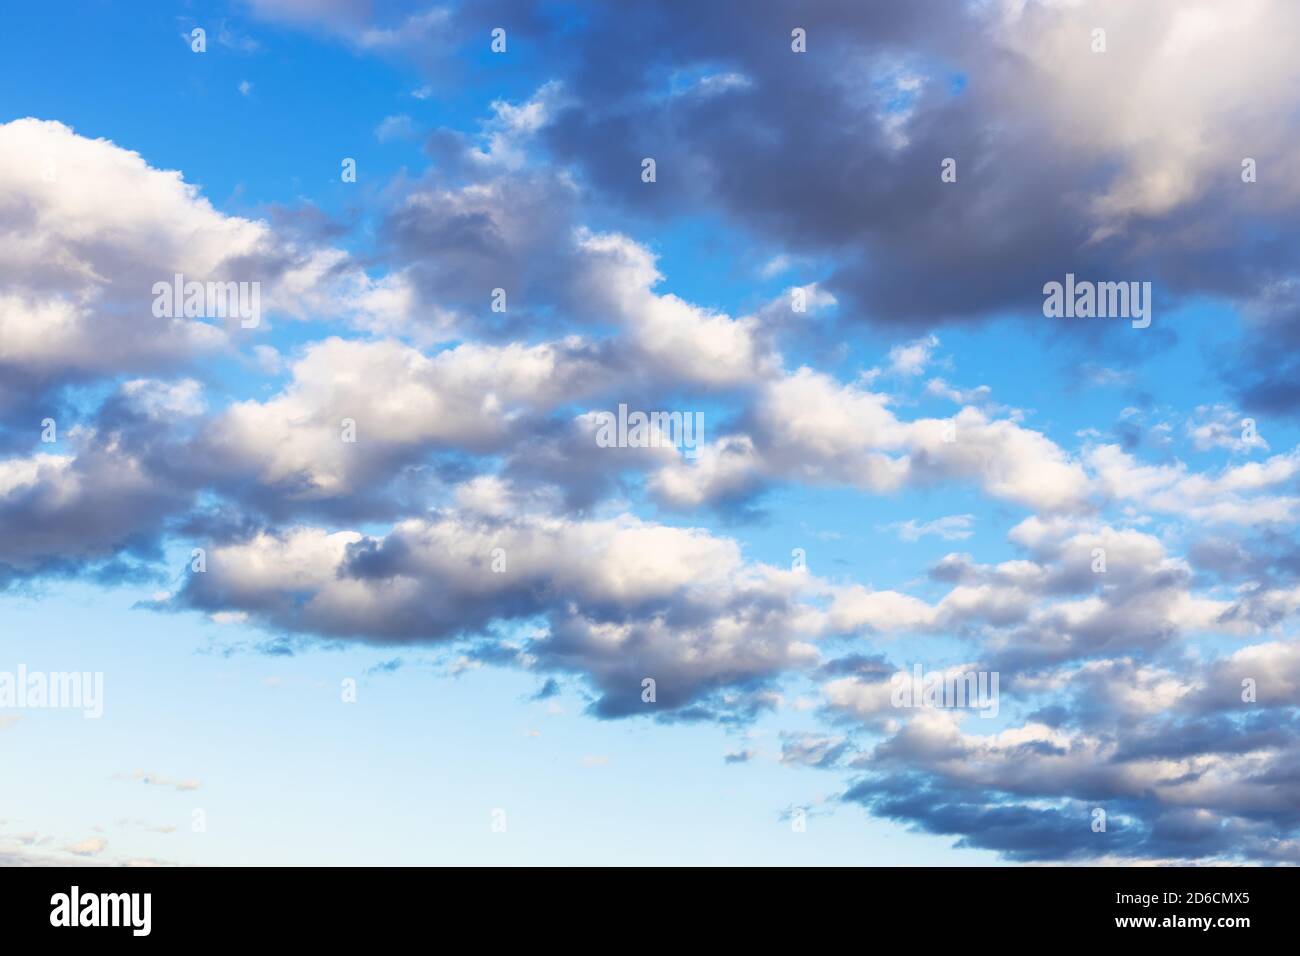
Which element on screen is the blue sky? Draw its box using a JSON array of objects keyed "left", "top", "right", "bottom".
[{"left": 3, "top": 0, "right": 1300, "bottom": 866}]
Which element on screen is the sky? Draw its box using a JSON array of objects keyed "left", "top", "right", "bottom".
[{"left": 2, "top": 0, "right": 1300, "bottom": 866}]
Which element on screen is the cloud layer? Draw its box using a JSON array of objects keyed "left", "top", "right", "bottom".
[{"left": 6, "top": 0, "right": 1300, "bottom": 864}]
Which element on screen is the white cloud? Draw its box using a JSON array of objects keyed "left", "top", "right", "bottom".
[
  {"left": 651, "top": 368, "right": 1091, "bottom": 513},
  {"left": 204, "top": 336, "right": 611, "bottom": 498},
  {"left": 888, "top": 334, "right": 939, "bottom": 376},
  {"left": 63, "top": 836, "right": 108, "bottom": 856},
  {"left": 575, "top": 230, "right": 777, "bottom": 388},
  {"left": 887, "top": 514, "right": 976, "bottom": 541},
  {"left": 925, "top": 377, "right": 993, "bottom": 406},
  {"left": 0, "top": 118, "right": 424, "bottom": 409},
  {"left": 169, "top": 492, "right": 826, "bottom": 716},
  {"left": 988, "top": 0, "right": 1300, "bottom": 234},
  {"left": 470, "top": 82, "right": 567, "bottom": 169},
  {"left": 375, "top": 114, "right": 415, "bottom": 142},
  {"left": 1087, "top": 443, "right": 1300, "bottom": 524},
  {"left": 1187, "top": 404, "right": 1270, "bottom": 454}
]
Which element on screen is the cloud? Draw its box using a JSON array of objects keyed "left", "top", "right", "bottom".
[
  {"left": 572, "top": 230, "right": 779, "bottom": 388},
  {"left": 63, "top": 836, "right": 108, "bottom": 856},
  {"left": 1187, "top": 404, "right": 1270, "bottom": 454},
  {"left": 375, "top": 114, "right": 416, "bottom": 142},
  {"left": 0, "top": 118, "right": 420, "bottom": 426},
  {"left": 536, "top": 0, "right": 1300, "bottom": 345},
  {"left": 245, "top": 0, "right": 377, "bottom": 33},
  {"left": 0, "top": 435, "right": 190, "bottom": 587},
  {"left": 887, "top": 335, "right": 939, "bottom": 376},
  {"left": 886, "top": 514, "right": 975, "bottom": 542},
  {"left": 925, "top": 378, "right": 994, "bottom": 407},
  {"left": 821, "top": 520, "right": 1258, "bottom": 672},
  {"left": 11, "top": 1, "right": 1300, "bottom": 867},
  {"left": 840, "top": 666, "right": 1300, "bottom": 863},
  {"left": 357, "top": 8, "right": 450, "bottom": 50},
  {"left": 780, "top": 732, "right": 851, "bottom": 769},
  {"left": 650, "top": 368, "right": 1092, "bottom": 514},
  {"left": 194, "top": 335, "right": 614, "bottom": 509},
  {"left": 0, "top": 118, "right": 242, "bottom": 414},
  {"left": 162, "top": 491, "right": 824, "bottom": 718},
  {"left": 1087, "top": 443, "right": 1300, "bottom": 525},
  {"left": 116, "top": 770, "right": 201, "bottom": 792}
]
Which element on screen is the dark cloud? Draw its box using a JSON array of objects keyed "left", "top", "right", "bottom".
[
  {"left": 0, "top": 436, "right": 191, "bottom": 590},
  {"left": 816, "top": 654, "right": 894, "bottom": 680},
  {"left": 845, "top": 775, "right": 1143, "bottom": 862},
  {"left": 845, "top": 704, "right": 1300, "bottom": 863},
  {"left": 529, "top": 676, "right": 560, "bottom": 700}
]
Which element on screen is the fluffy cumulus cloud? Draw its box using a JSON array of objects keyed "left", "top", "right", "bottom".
[
  {"left": 0, "top": 118, "right": 419, "bottom": 430},
  {"left": 0, "top": 427, "right": 192, "bottom": 586},
  {"left": 819, "top": 516, "right": 1300, "bottom": 862},
  {"left": 820, "top": 520, "right": 1252, "bottom": 665},
  {"left": 161, "top": 490, "right": 824, "bottom": 718},
  {"left": 196, "top": 335, "right": 615, "bottom": 506},
  {"left": 650, "top": 369, "right": 1092, "bottom": 513},
  {"left": 0, "top": 367, "right": 224, "bottom": 586},
  {"left": 837, "top": 647, "right": 1300, "bottom": 863},
  {"left": 0, "top": 119, "right": 238, "bottom": 412},
  {"left": 6, "top": 1, "right": 1300, "bottom": 865}
]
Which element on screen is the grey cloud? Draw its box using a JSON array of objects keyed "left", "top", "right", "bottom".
[
  {"left": 0, "top": 437, "right": 190, "bottom": 589},
  {"left": 164, "top": 508, "right": 821, "bottom": 718},
  {"left": 779, "top": 732, "right": 851, "bottom": 770}
]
